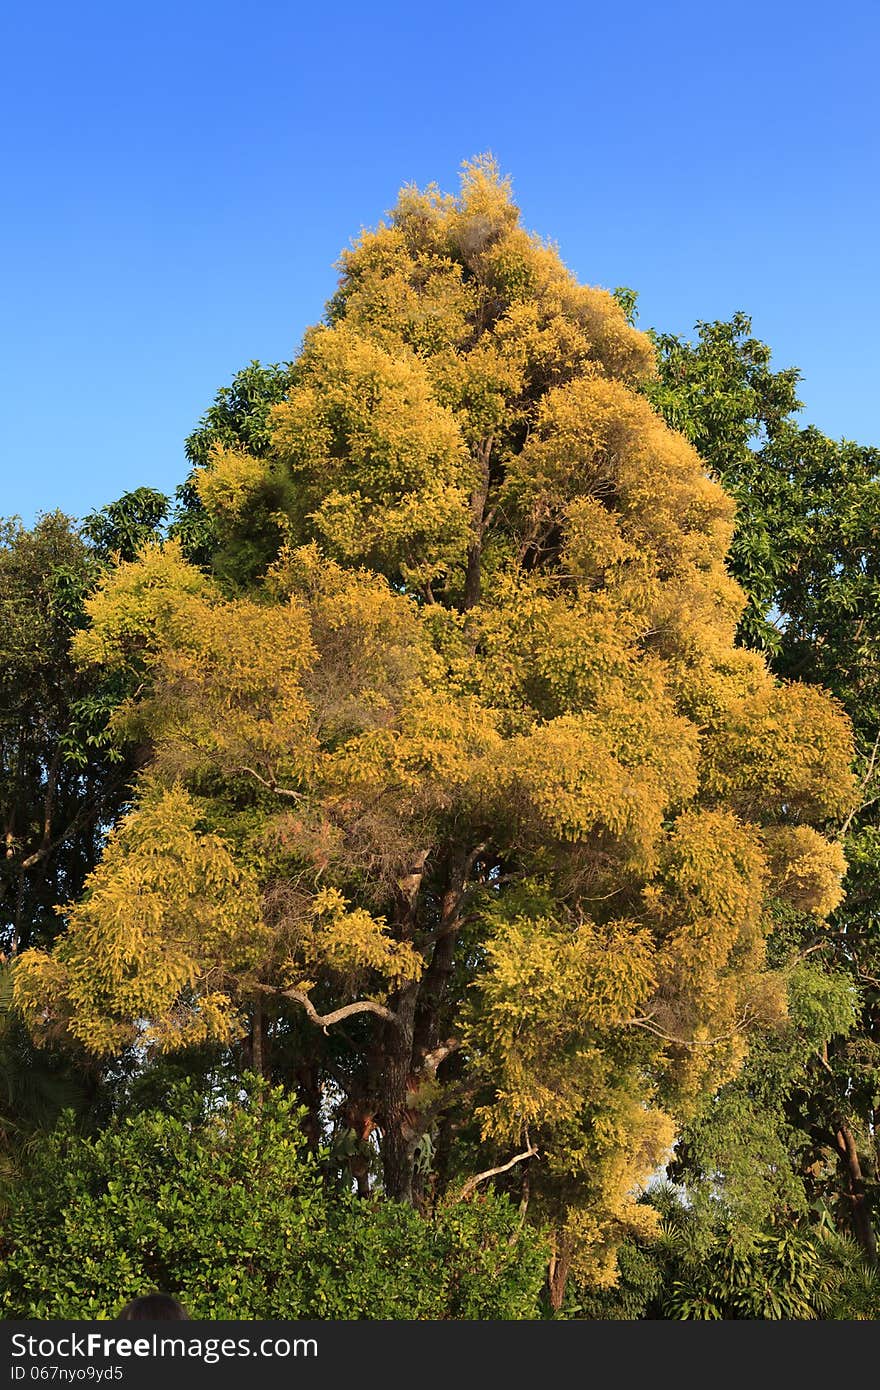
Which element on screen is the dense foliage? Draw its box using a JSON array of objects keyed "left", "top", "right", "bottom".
[
  {"left": 2, "top": 162, "right": 876, "bottom": 1319},
  {"left": 644, "top": 315, "right": 880, "bottom": 1267},
  {"left": 0, "top": 1082, "right": 546, "bottom": 1319},
  {"left": 0, "top": 489, "right": 168, "bottom": 956}
]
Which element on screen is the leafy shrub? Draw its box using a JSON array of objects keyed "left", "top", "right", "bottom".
[{"left": 0, "top": 1081, "right": 546, "bottom": 1319}]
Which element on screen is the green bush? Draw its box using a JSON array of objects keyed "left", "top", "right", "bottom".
[
  {"left": 0, "top": 1081, "right": 547, "bottom": 1319},
  {"left": 570, "top": 1190, "right": 880, "bottom": 1321}
]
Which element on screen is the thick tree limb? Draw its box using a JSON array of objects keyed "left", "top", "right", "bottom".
[
  {"left": 255, "top": 983, "right": 400, "bottom": 1033},
  {"left": 433, "top": 842, "right": 486, "bottom": 941},
  {"left": 460, "top": 1144, "right": 538, "bottom": 1200},
  {"left": 396, "top": 848, "right": 431, "bottom": 906},
  {"left": 834, "top": 1117, "right": 878, "bottom": 1260},
  {"left": 420, "top": 1038, "right": 459, "bottom": 1078}
]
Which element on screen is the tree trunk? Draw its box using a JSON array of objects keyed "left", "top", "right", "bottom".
[
  {"left": 412, "top": 845, "right": 480, "bottom": 1062},
  {"left": 463, "top": 543, "right": 483, "bottom": 612},
  {"left": 249, "top": 997, "right": 268, "bottom": 1079},
  {"left": 548, "top": 1240, "right": 572, "bottom": 1313},
  {"left": 836, "top": 1119, "right": 877, "bottom": 1260},
  {"left": 411, "top": 903, "right": 460, "bottom": 1062},
  {"left": 380, "top": 981, "right": 420, "bottom": 1201},
  {"left": 295, "top": 1061, "right": 322, "bottom": 1153}
]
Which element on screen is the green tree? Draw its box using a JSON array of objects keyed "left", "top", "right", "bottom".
[
  {"left": 737, "top": 426, "right": 880, "bottom": 1259},
  {"left": 1, "top": 513, "right": 118, "bottom": 956},
  {"left": 0, "top": 494, "right": 173, "bottom": 1216},
  {"left": 81, "top": 487, "right": 170, "bottom": 563},
  {"left": 651, "top": 315, "right": 880, "bottom": 1261},
  {"left": 647, "top": 312, "right": 802, "bottom": 652},
  {"left": 0, "top": 493, "right": 168, "bottom": 956},
  {"left": 575, "top": 1189, "right": 879, "bottom": 1320},
  {"left": 0, "top": 962, "right": 90, "bottom": 1222}
]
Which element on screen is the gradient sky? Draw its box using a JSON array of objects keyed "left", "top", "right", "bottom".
[{"left": 2, "top": 0, "right": 878, "bottom": 526}]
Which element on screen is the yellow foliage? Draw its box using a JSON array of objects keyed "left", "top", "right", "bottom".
[
  {"left": 468, "top": 910, "right": 656, "bottom": 1135},
  {"left": 71, "top": 539, "right": 215, "bottom": 672},
  {"left": 657, "top": 808, "right": 769, "bottom": 931},
  {"left": 507, "top": 375, "right": 734, "bottom": 555},
  {"left": 761, "top": 825, "right": 847, "bottom": 918},
  {"left": 132, "top": 593, "right": 317, "bottom": 787},
  {"left": 559, "top": 1105, "right": 673, "bottom": 1289},
  {"left": 325, "top": 687, "right": 504, "bottom": 822},
  {"left": 466, "top": 901, "right": 675, "bottom": 1289},
  {"left": 507, "top": 716, "right": 668, "bottom": 870},
  {"left": 13, "top": 786, "right": 268, "bottom": 1054},
  {"left": 23, "top": 157, "right": 860, "bottom": 1293},
  {"left": 667, "top": 638, "right": 770, "bottom": 725},
  {"left": 699, "top": 681, "right": 855, "bottom": 821},
  {"left": 193, "top": 443, "right": 277, "bottom": 521},
  {"left": 268, "top": 325, "right": 474, "bottom": 586},
  {"left": 268, "top": 543, "right": 441, "bottom": 736},
  {"left": 562, "top": 497, "right": 638, "bottom": 583},
  {"left": 469, "top": 574, "right": 642, "bottom": 720},
  {"left": 280, "top": 887, "right": 423, "bottom": 995}
]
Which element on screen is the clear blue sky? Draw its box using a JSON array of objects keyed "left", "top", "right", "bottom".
[{"left": 3, "top": 0, "right": 878, "bottom": 526}]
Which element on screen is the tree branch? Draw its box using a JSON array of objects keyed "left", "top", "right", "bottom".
[
  {"left": 460, "top": 1144, "right": 538, "bottom": 1200},
  {"left": 420, "top": 1037, "right": 459, "bottom": 1078},
  {"left": 18, "top": 768, "right": 133, "bottom": 870},
  {"left": 396, "top": 848, "right": 431, "bottom": 906},
  {"left": 433, "top": 842, "right": 486, "bottom": 941},
  {"left": 840, "top": 727, "right": 880, "bottom": 836},
  {"left": 624, "top": 1014, "right": 751, "bottom": 1047},
  {"left": 237, "top": 766, "right": 304, "bottom": 800},
  {"left": 254, "top": 983, "right": 400, "bottom": 1033}
]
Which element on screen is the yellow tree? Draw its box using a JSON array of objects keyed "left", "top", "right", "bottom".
[{"left": 15, "top": 159, "right": 855, "bottom": 1303}]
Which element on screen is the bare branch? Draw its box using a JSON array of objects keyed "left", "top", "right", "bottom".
[
  {"left": 841, "top": 727, "right": 880, "bottom": 836},
  {"left": 19, "top": 768, "right": 134, "bottom": 870},
  {"left": 237, "top": 766, "right": 304, "bottom": 800},
  {"left": 795, "top": 941, "right": 830, "bottom": 962},
  {"left": 254, "top": 983, "right": 400, "bottom": 1033},
  {"left": 460, "top": 1145, "right": 539, "bottom": 1200},
  {"left": 624, "top": 1014, "right": 751, "bottom": 1048},
  {"left": 463, "top": 841, "right": 487, "bottom": 881}
]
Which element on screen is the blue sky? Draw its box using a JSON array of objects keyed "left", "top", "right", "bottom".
[{"left": 2, "top": 1, "right": 878, "bottom": 526}]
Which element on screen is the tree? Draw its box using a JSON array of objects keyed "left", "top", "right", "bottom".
[
  {"left": 650, "top": 316, "right": 880, "bottom": 1261},
  {"left": 14, "top": 160, "right": 855, "bottom": 1304},
  {"left": 80, "top": 487, "right": 171, "bottom": 564},
  {"left": 0, "top": 496, "right": 174, "bottom": 1212},
  {"left": 575, "top": 1188, "right": 879, "bottom": 1320},
  {"left": 0, "top": 493, "right": 169, "bottom": 957},
  {"left": 0, "top": 962, "right": 90, "bottom": 1223}
]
